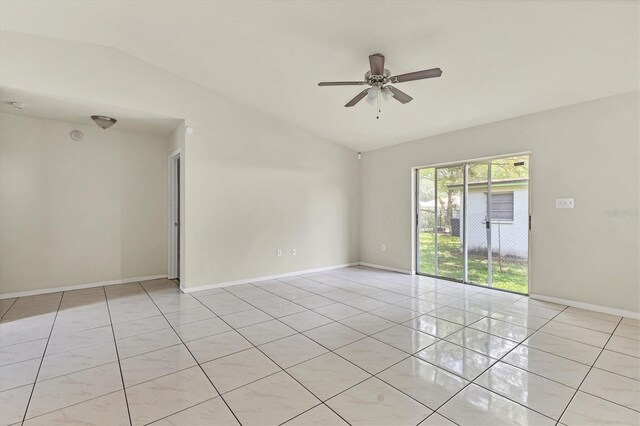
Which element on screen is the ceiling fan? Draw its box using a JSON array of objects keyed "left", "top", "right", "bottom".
[{"left": 318, "top": 53, "right": 442, "bottom": 113}]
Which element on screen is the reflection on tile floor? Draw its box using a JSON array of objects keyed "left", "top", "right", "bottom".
[{"left": 0, "top": 267, "right": 638, "bottom": 425}]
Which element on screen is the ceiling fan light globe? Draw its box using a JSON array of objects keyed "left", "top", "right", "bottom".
[
  {"left": 381, "top": 87, "right": 395, "bottom": 102},
  {"left": 365, "top": 86, "right": 380, "bottom": 104}
]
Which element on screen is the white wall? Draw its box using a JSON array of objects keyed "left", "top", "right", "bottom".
[
  {"left": 0, "top": 32, "right": 360, "bottom": 291},
  {"left": 0, "top": 113, "right": 169, "bottom": 294},
  {"left": 185, "top": 109, "right": 360, "bottom": 287},
  {"left": 361, "top": 92, "right": 639, "bottom": 313},
  {"left": 2, "top": 33, "right": 635, "bottom": 315}
]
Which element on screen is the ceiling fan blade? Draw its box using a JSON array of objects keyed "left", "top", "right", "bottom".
[
  {"left": 369, "top": 53, "right": 385, "bottom": 75},
  {"left": 318, "top": 81, "right": 366, "bottom": 86},
  {"left": 387, "top": 86, "right": 413, "bottom": 103},
  {"left": 391, "top": 67, "right": 442, "bottom": 83},
  {"left": 344, "top": 89, "right": 369, "bottom": 107}
]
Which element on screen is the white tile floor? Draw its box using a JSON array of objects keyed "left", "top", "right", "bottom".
[{"left": 0, "top": 267, "right": 638, "bottom": 425}]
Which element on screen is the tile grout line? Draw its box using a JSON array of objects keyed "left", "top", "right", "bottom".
[
  {"left": 111, "top": 304, "right": 365, "bottom": 383},
  {"left": 3, "top": 358, "right": 119, "bottom": 393},
  {"left": 369, "top": 307, "right": 570, "bottom": 418},
  {"left": 310, "top": 268, "right": 525, "bottom": 304},
  {"left": 20, "top": 389, "right": 125, "bottom": 424},
  {"left": 0, "top": 297, "right": 19, "bottom": 321},
  {"left": 554, "top": 316, "right": 628, "bottom": 423},
  {"left": 10, "top": 277, "right": 412, "bottom": 426},
  {"left": 208, "top": 287, "right": 419, "bottom": 423},
  {"left": 275, "top": 401, "right": 340, "bottom": 426},
  {"left": 201, "top": 273, "right": 564, "bottom": 425},
  {"left": 414, "top": 304, "right": 571, "bottom": 424},
  {"left": 114, "top": 336, "right": 331, "bottom": 394},
  {"left": 576, "top": 388, "right": 640, "bottom": 414},
  {"left": 103, "top": 286, "right": 134, "bottom": 426},
  {"left": 367, "top": 325, "right": 539, "bottom": 422},
  {"left": 216, "top": 279, "right": 500, "bottom": 424},
  {"left": 182, "top": 271, "right": 633, "bottom": 425},
  {"left": 192, "top": 284, "right": 396, "bottom": 350},
  {"left": 113, "top": 284, "right": 227, "bottom": 426},
  {"left": 597, "top": 345, "right": 640, "bottom": 361},
  {"left": 187, "top": 287, "right": 356, "bottom": 426},
  {"left": 588, "top": 363, "right": 640, "bottom": 383},
  {"left": 2, "top": 312, "right": 186, "bottom": 366},
  {"left": 19, "top": 292, "right": 64, "bottom": 424},
  {"left": 114, "top": 279, "right": 640, "bottom": 422},
  {"left": 228, "top": 274, "right": 450, "bottom": 345},
  {"left": 186, "top": 302, "right": 369, "bottom": 351},
  {"left": 291, "top": 274, "right": 532, "bottom": 331},
  {"left": 137, "top": 281, "right": 245, "bottom": 426},
  {"left": 444, "top": 304, "right": 632, "bottom": 421},
  {"left": 7, "top": 270, "right": 634, "bottom": 426},
  {"left": 0, "top": 353, "right": 49, "bottom": 370},
  {"left": 142, "top": 396, "right": 220, "bottom": 425}
]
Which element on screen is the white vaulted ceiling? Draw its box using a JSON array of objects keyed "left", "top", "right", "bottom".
[{"left": 1, "top": 0, "right": 638, "bottom": 151}]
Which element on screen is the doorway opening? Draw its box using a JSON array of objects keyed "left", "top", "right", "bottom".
[
  {"left": 168, "top": 149, "right": 180, "bottom": 280},
  {"left": 415, "top": 154, "right": 530, "bottom": 294}
]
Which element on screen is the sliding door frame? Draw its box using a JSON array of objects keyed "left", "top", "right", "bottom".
[
  {"left": 487, "top": 161, "right": 493, "bottom": 287},
  {"left": 433, "top": 170, "right": 439, "bottom": 275},
  {"left": 412, "top": 151, "right": 531, "bottom": 295},
  {"left": 462, "top": 163, "right": 469, "bottom": 283}
]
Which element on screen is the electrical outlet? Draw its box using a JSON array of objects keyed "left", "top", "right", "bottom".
[
  {"left": 292, "top": 249, "right": 296, "bottom": 256},
  {"left": 381, "top": 243, "right": 387, "bottom": 251},
  {"left": 276, "top": 249, "right": 282, "bottom": 257},
  {"left": 555, "top": 198, "right": 575, "bottom": 209}
]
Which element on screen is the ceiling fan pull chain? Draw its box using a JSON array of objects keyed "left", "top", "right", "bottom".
[{"left": 377, "top": 92, "right": 380, "bottom": 119}]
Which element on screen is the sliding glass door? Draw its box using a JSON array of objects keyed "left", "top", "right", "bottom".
[
  {"left": 416, "top": 155, "right": 529, "bottom": 294},
  {"left": 417, "top": 166, "right": 465, "bottom": 280}
]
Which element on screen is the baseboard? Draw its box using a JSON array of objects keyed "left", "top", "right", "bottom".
[
  {"left": 0, "top": 274, "right": 168, "bottom": 299},
  {"left": 181, "top": 263, "right": 359, "bottom": 293},
  {"left": 529, "top": 293, "right": 640, "bottom": 320},
  {"left": 358, "top": 262, "right": 414, "bottom": 275}
]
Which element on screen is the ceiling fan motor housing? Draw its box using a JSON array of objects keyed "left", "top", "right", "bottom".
[{"left": 365, "top": 69, "right": 391, "bottom": 86}]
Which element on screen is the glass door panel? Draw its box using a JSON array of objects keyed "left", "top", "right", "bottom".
[
  {"left": 417, "top": 168, "right": 436, "bottom": 276},
  {"left": 466, "top": 162, "right": 490, "bottom": 286},
  {"left": 417, "top": 166, "right": 465, "bottom": 281},
  {"left": 435, "top": 166, "right": 464, "bottom": 281},
  {"left": 489, "top": 156, "right": 529, "bottom": 293}
]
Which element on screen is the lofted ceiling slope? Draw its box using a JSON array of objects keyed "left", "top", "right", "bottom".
[{"left": 0, "top": 0, "right": 638, "bottom": 151}]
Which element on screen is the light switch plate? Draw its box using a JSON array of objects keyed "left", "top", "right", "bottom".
[{"left": 556, "top": 198, "right": 575, "bottom": 209}]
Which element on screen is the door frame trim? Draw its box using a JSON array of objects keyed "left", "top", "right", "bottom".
[
  {"left": 411, "top": 151, "right": 531, "bottom": 294},
  {"left": 411, "top": 151, "right": 531, "bottom": 171},
  {"left": 168, "top": 148, "right": 181, "bottom": 280}
]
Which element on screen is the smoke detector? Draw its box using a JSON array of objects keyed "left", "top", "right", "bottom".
[
  {"left": 91, "top": 115, "right": 117, "bottom": 130},
  {"left": 70, "top": 130, "right": 84, "bottom": 141}
]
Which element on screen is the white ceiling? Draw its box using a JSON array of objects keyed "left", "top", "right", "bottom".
[
  {"left": 0, "top": 87, "right": 181, "bottom": 136},
  {"left": 1, "top": 0, "right": 638, "bottom": 151}
]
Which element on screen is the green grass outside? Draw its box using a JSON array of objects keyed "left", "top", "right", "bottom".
[{"left": 418, "top": 232, "right": 528, "bottom": 294}]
